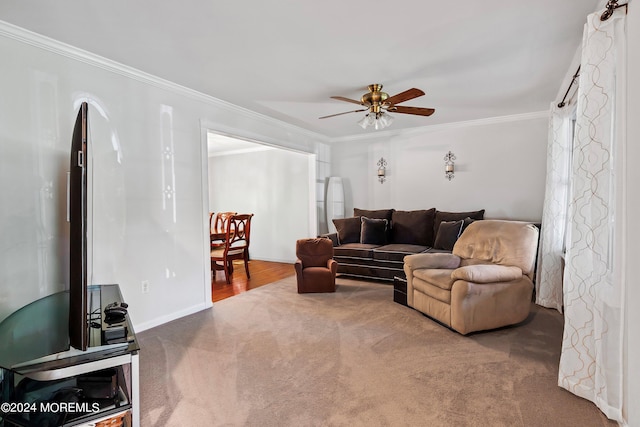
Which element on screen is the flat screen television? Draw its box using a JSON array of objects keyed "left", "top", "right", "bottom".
[{"left": 68, "top": 102, "right": 89, "bottom": 351}]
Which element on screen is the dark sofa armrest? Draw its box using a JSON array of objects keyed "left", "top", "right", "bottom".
[{"left": 318, "top": 232, "right": 339, "bottom": 246}]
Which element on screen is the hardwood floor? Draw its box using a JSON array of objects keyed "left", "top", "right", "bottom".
[{"left": 211, "top": 259, "right": 295, "bottom": 302}]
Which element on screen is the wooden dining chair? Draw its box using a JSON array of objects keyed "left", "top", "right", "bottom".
[
  {"left": 214, "top": 211, "right": 236, "bottom": 232},
  {"left": 211, "top": 211, "right": 236, "bottom": 248},
  {"left": 211, "top": 214, "right": 254, "bottom": 284}
]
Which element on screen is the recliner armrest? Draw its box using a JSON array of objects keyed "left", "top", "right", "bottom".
[
  {"left": 327, "top": 258, "right": 338, "bottom": 274},
  {"left": 404, "top": 253, "right": 461, "bottom": 307},
  {"left": 404, "top": 253, "right": 461, "bottom": 271},
  {"left": 451, "top": 264, "right": 522, "bottom": 283}
]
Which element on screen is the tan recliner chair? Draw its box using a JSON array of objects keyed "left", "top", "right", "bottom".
[
  {"left": 403, "top": 220, "right": 539, "bottom": 335},
  {"left": 295, "top": 238, "right": 338, "bottom": 293}
]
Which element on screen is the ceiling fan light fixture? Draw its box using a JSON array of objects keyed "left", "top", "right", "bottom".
[
  {"left": 379, "top": 112, "right": 393, "bottom": 128},
  {"left": 360, "top": 111, "right": 393, "bottom": 130},
  {"left": 374, "top": 118, "right": 382, "bottom": 130},
  {"left": 357, "top": 114, "right": 370, "bottom": 129}
]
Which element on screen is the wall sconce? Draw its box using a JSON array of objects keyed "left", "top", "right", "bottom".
[
  {"left": 377, "top": 157, "right": 387, "bottom": 184},
  {"left": 444, "top": 151, "right": 456, "bottom": 181}
]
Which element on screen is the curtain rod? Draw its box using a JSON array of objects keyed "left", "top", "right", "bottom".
[
  {"left": 600, "top": 0, "right": 628, "bottom": 21},
  {"left": 557, "top": 1, "right": 628, "bottom": 108},
  {"left": 557, "top": 66, "right": 580, "bottom": 108}
]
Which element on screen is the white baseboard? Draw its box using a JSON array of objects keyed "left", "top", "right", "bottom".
[{"left": 133, "top": 301, "right": 213, "bottom": 333}]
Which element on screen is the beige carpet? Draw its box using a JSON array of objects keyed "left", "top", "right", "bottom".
[{"left": 138, "top": 276, "right": 616, "bottom": 427}]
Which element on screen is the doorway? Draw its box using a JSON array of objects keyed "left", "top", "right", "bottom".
[{"left": 204, "top": 131, "right": 317, "bottom": 264}]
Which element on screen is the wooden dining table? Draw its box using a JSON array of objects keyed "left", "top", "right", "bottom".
[{"left": 210, "top": 229, "right": 226, "bottom": 241}]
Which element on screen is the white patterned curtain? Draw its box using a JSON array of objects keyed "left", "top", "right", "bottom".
[
  {"left": 535, "top": 103, "right": 573, "bottom": 313},
  {"left": 559, "top": 7, "right": 627, "bottom": 422}
]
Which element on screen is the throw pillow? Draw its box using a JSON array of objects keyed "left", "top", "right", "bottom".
[
  {"left": 462, "top": 217, "right": 476, "bottom": 233},
  {"left": 433, "top": 220, "right": 464, "bottom": 251},
  {"left": 391, "top": 209, "right": 436, "bottom": 246},
  {"left": 360, "top": 217, "right": 388, "bottom": 245},
  {"left": 332, "top": 217, "right": 361, "bottom": 244},
  {"left": 434, "top": 209, "right": 484, "bottom": 238},
  {"left": 354, "top": 208, "right": 395, "bottom": 242}
]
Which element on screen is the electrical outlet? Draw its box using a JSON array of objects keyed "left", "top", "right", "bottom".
[{"left": 141, "top": 280, "right": 150, "bottom": 294}]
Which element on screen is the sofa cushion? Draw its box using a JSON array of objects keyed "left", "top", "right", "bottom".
[
  {"left": 451, "top": 264, "right": 523, "bottom": 283},
  {"left": 333, "top": 217, "right": 361, "bottom": 244},
  {"left": 425, "top": 247, "right": 454, "bottom": 254},
  {"left": 391, "top": 209, "right": 436, "bottom": 246},
  {"left": 373, "top": 244, "right": 429, "bottom": 262},
  {"left": 459, "top": 258, "right": 493, "bottom": 267},
  {"left": 333, "top": 243, "right": 379, "bottom": 259},
  {"left": 360, "top": 217, "right": 388, "bottom": 245},
  {"left": 434, "top": 209, "right": 485, "bottom": 237},
  {"left": 433, "top": 220, "right": 464, "bottom": 251},
  {"left": 353, "top": 208, "right": 394, "bottom": 222}
]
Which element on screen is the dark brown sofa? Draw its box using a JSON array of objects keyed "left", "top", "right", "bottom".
[{"left": 321, "top": 208, "right": 485, "bottom": 281}]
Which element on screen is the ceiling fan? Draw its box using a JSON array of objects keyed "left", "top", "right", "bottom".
[{"left": 319, "top": 84, "right": 435, "bottom": 129}]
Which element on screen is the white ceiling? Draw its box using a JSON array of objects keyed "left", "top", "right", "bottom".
[{"left": 0, "top": 0, "right": 600, "bottom": 139}]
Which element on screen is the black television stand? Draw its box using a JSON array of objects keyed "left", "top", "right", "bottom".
[{"left": 0, "top": 284, "right": 139, "bottom": 426}]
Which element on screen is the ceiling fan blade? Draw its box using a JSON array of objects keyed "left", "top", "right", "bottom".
[
  {"left": 390, "top": 106, "right": 435, "bottom": 116},
  {"left": 319, "top": 109, "right": 367, "bottom": 119},
  {"left": 384, "top": 88, "right": 425, "bottom": 106},
  {"left": 330, "top": 96, "right": 365, "bottom": 106}
]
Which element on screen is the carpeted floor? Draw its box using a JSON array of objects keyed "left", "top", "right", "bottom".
[{"left": 138, "top": 276, "right": 616, "bottom": 426}]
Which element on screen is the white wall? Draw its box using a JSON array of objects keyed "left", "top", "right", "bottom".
[
  {"left": 0, "top": 22, "right": 329, "bottom": 331},
  {"left": 624, "top": 2, "right": 639, "bottom": 425},
  {"left": 208, "top": 147, "right": 313, "bottom": 263},
  {"left": 331, "top": 114, "right": 548, "bottom": 221}
]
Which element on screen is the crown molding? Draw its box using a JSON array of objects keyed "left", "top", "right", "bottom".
[
  {"left": 329, "top": 110, "right": 550, "bottom": 143},
  {"left": 1, "top": 20, "right": 549, "bottom": 147},
  {"left": 0, "top": 20, "right": 329, "bottom": 145}
]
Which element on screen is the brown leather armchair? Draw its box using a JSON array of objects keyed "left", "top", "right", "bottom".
[
  {"left": 295, "top": 238, "right": 338, "bottom": 293},
  {"left": 403, "top": 220, "right": 539, "bottom": 335}
]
